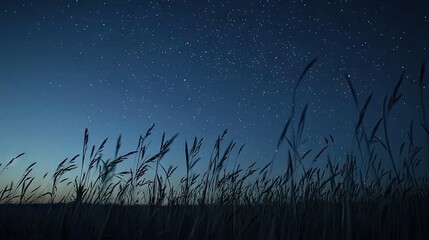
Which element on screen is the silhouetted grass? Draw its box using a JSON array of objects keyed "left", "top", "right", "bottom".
[{"left": 0, "top": 60, "right": 428, "bottom": 239}]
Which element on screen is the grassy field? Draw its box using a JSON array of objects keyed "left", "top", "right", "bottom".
[{"left": 1, "top": 60, "right": 429, "bottom": 239}]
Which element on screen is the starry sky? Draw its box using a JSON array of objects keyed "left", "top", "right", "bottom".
[{"left": 0, "top": 0, "right": 428, "bottom": 183}]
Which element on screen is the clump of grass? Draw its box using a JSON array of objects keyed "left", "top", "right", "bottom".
[{"left": 419, "top": 60, "right": 429, "bottom": 170}]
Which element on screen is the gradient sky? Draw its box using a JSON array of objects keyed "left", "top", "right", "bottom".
[{"left": 0, "top": 0, "right": 428, "bottom": 183}]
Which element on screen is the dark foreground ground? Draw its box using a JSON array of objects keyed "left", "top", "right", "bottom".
[{"left": 1, "top": 197, "right": 428, "bottom": 240}]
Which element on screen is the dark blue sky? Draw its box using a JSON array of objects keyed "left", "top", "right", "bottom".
[{"left": 0, "top": 0, "right": 428, "bottom": 181}]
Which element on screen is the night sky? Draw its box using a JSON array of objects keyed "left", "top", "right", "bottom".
[{"left": 0, "top": 1, "right": 428, "bottom": 182}]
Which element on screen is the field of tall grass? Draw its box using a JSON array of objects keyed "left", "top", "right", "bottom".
[{"left": 1, "top": 60, "right": 428, "bottom": 239}]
